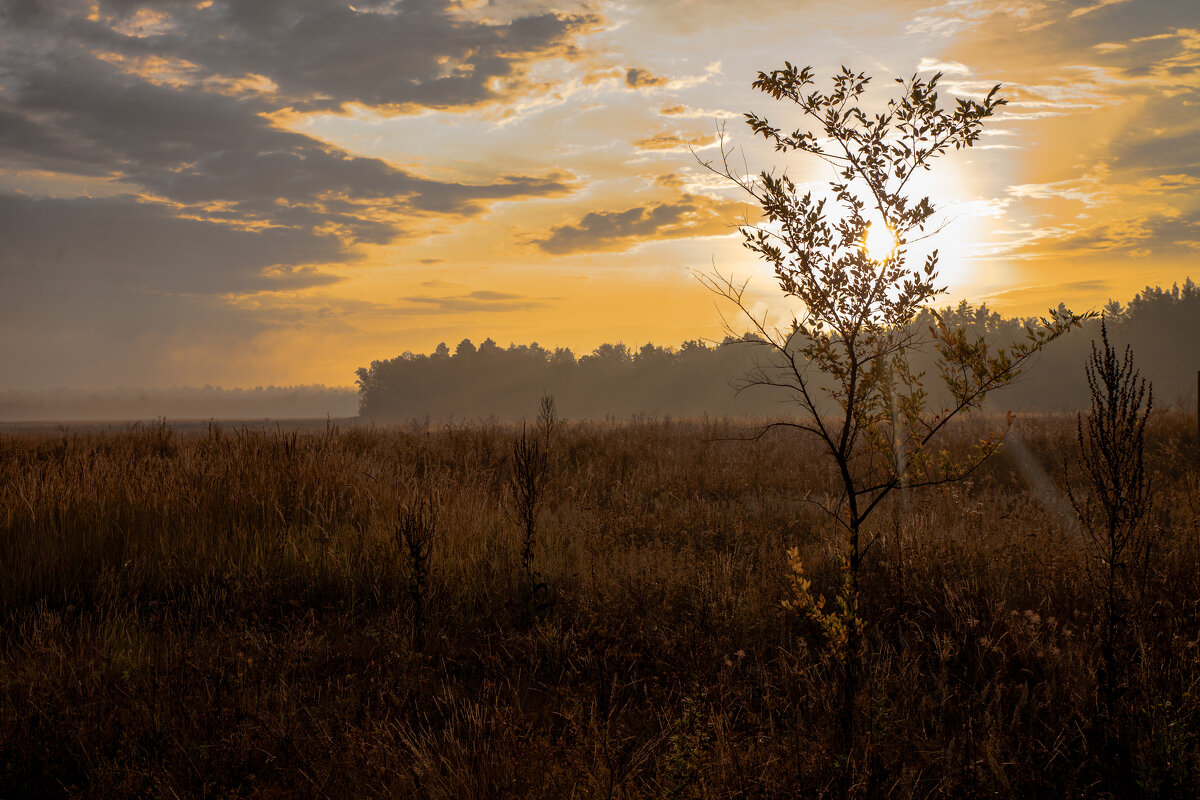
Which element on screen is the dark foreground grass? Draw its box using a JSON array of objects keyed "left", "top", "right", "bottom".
[{"left": 1, "top": 413, "right": 1198, "bottom": 798}]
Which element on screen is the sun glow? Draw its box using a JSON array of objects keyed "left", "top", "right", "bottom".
[{"left": 864, "top": 222, "right": 897, "bottom": 262}]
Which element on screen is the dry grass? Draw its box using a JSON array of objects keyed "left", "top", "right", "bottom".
[{"left": 1, "top": 412, "right": 1198, "bottom": 798}]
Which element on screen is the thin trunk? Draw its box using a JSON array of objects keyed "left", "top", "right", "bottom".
[{"left": 839, "top": 512, "right": 863, "bottom": 796}]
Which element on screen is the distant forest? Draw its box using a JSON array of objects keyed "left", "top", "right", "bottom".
[{"left": 357, "top": 280, "right": 1200, "bottom": 421}]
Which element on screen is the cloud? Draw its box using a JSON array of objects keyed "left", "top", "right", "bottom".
[
  {"left": 906, "top": 0, "right": 1001, "bottom": 38},
  {"left": 0, "top": 14, "right": 580, "bottom": 366},
  {"left": 0, "top": 0, "right": 583, "bottom": 252},
  {"left": 982, "top": 279, "right": 1113, "bottom": 307},
  {"left": 655, "top": 103, "right": 739, "bottom": 119},
  {"left": 930, "top": 1, "right": 1200, "bottom": 282},
  {"left": 1053, "top": 215, "right": 1200, "bottom": 256},
  {"left": 623, "top": 61, "right": 720, "bottom": 92},
  {"left": 915, "top": 58, "right": 972, "bottom": 76},
  {"left": 937, "top": 0, "right": 1200, "bottom": 78},
  {"left": 632, "top": 131, "right": 718, "bottom": 152},
  {"left": 625, "top": 67, "right": 669, "bottom": 88},
  {"left": 0, "top": 199, "right": 305, "bottom": 389},
  {"left": 4, "top": 0, "right": 603, "bottom": 113},
  {"left": 532, "top": 194, "right": 746, "bottom": 254},
  {"left": 655, "top": 173, "right": 686, "bottom": 189},
  {"left": 400, "top": 290, "right": 549, "bottom": 314},
  {"left": 0, "top": 0, "right": 603, "bottom": 389},
  {"left": 0, "top": 54, "right": 574, "bottom": 225},
  {"left": 0, "top": 192, "right": 345, "bottom": 294},
  {"left": 1069, "top": 0, "right": 1133, "bottom": 19},
  {"left": 606, "top": 0, "right": 817, "bottom": 34},
  {"left": 1110, "top": 110, "right": 1200, "bottom": 179},
  {"left": 0, "top": 190, "right": 350, "bottom": 390},
  {"left": 991, "top": 210, "right": 1200, "bottom": 260},
  {"left": 1009, "top": 177, "right": 1110, "bottom": 207}
]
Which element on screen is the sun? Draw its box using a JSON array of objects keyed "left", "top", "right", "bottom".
[{"left": 863, "top": 221, "right": 897, "bottom": 262}]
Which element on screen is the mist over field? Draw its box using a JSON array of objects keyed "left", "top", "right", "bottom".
[
  {"left": 0, "top": 385, "right": 358, "bottom": 424},
  {"left": 4, "top": 282, "right": 1196, "bottom": 426}
]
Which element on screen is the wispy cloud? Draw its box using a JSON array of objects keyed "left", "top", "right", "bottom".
[
  {"left": 632, "top": 131, "right": 719, "bottom": 152},
  {"left": 401, "top": 290, "right": 550, "bottom": 314},
  {"left": 1070, "top": 0, "right": 1133, "bottom": 19}
]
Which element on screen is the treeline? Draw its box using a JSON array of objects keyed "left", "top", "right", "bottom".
[
  {"left": 356, "top": 280, "right": 1200, "bottom": 421},
  {"left": 356, "top": 338, "right": 769, "bottom": 420},
  {"left": 972, "top": 279, "right": 1200, "bottom": 410}
]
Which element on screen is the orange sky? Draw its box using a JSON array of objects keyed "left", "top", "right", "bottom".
[{"left": 1, "top": 0, "right": 1197, "bottom": 389}]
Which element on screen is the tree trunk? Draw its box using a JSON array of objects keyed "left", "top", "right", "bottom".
[{"left": 838, "top": 517, "right": 863, "bottom": 796}]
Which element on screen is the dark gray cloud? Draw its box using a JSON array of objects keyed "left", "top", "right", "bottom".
[
  {"left": 0, "top": 192, "right": 344, "bottom": 294},
  {"left": 0, "top": 53, "right": 573, "bottom": 226},
  {"left": 539, "top": 203, "right": 693, "bottom": 253},
  {"left": 625, "top": 67, "right": 669, "bottom": 88},
  {"left": 0, "top": 0, "right": 584, "bottom": 252},
  {"left": 3, "top": 0, "right": 600, "bottom": 112},
  {"left": 0, "top": 249, "right": 281, "bottom": 391},
  {"left": 0, "top": 190, "right": 369, "bottom": 389},
  {"left": 534, "top": 195, "right": 744, "bottom": 254}
]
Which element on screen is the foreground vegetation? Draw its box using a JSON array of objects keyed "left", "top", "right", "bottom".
[{"left": 2, "top": 413, "right": 1198, "bottom": 798}]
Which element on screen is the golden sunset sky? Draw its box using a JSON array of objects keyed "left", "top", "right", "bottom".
[{"left": 2, "top": 0, "right": 1197, "bottom": 389}]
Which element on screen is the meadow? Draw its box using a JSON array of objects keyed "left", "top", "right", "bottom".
[{"left": 1, "top": 411, "right": 1198, "bottom": 798}]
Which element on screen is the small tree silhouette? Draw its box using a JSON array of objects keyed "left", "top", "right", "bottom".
[
  {"left": 698, "top": 63, "right": 1089, "bottom": 772},
  {"left": 1066, "top": 319, "right": 1152, "bottom": 773},
  {"left": 509, "top": 408, "right": 552, "bottom": 623},
  {"left": 397, "top": 493, "right": 438, "bottom": 649}
]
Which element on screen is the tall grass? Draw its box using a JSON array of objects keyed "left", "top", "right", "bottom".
[{"left": 1, "top": 412, "right": 1198, "bottom": 797}]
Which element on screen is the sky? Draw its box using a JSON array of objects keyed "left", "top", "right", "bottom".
[{"left": 1, "top": 0, "right": 1197, "bottom": 390}]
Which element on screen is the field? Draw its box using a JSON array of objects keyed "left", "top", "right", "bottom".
[{"left": 2, "top": 412, "right": 1199, "bottom": 798}]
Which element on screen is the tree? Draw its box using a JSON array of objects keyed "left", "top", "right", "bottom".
[
  {"left": 1066, "top": 319, "right": 1152, "bottom": 776},
  {"left": 697, "top": 64, "right": 1089, "bottom": 770}
]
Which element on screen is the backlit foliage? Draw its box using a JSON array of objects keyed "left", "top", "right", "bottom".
[
  {"left": 699, "top": 64, "right": 1091, "bottom": 764},
  {"left": 700, "top": 65, "right": 1088, "bottom": 526}
]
